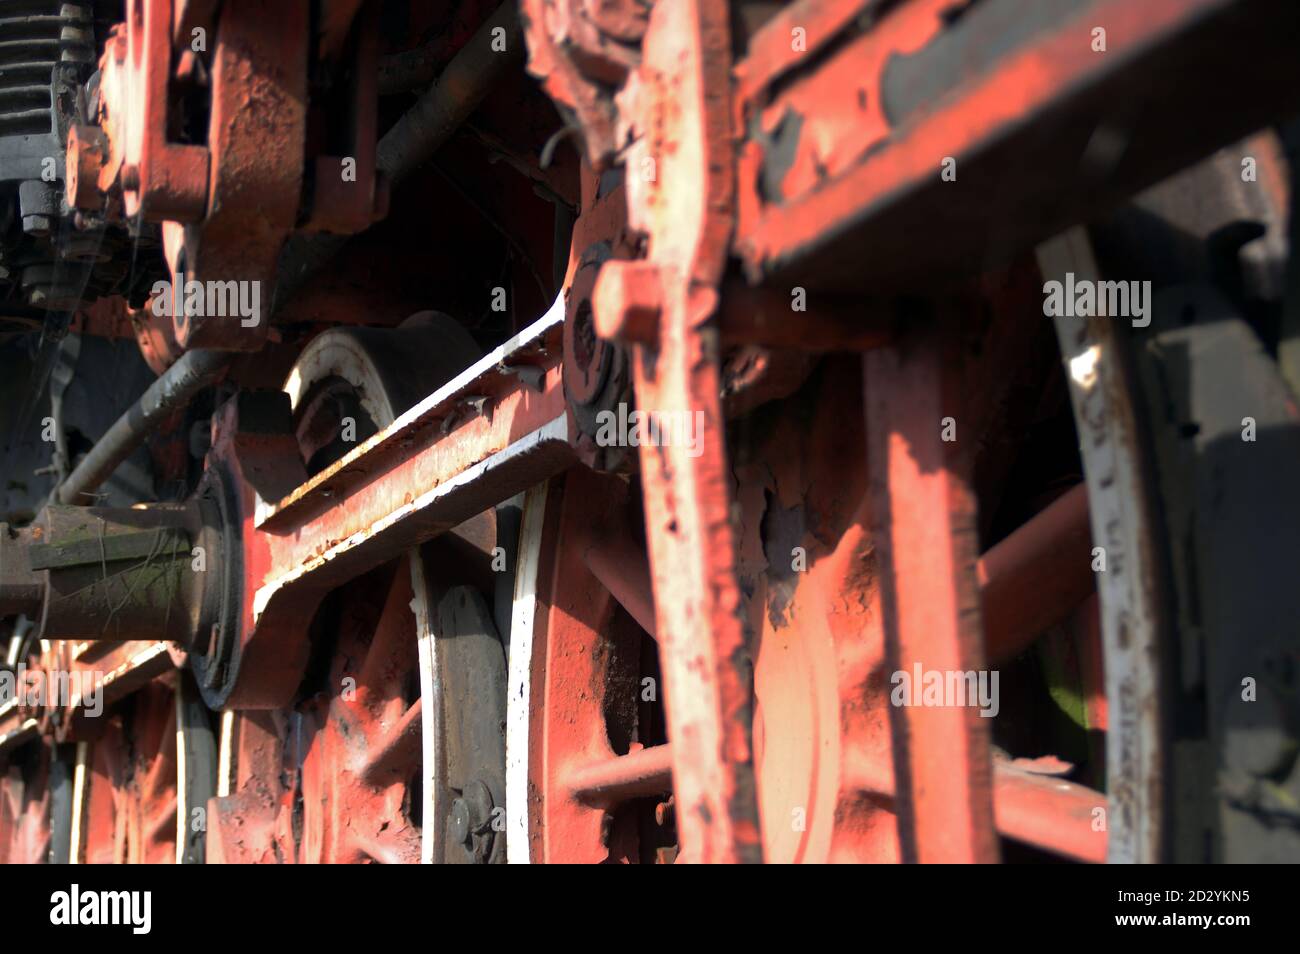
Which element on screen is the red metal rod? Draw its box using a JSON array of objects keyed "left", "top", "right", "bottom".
[
  {"left": 565, "top": 744, "right": 674, "bottom": 805},
  {"left": 992, "top": 762, "right": 1108, "bottom": 864},
  {"left": 844, "top": 749, "right": 1108, "bottom": 863},
  {"left": 256, "top": 374, "right": 568, "bottom": 591},
  {"left": 227, "top": 314, "right": 574, "bottom": 708},
  {"left": 580, "top": 531, "right": 658, "bottom": 641},
  {"left": 979, "top": 483, "right": 1094, "bottom": 662},
  {"left": 359, "top": 699, "right": 423, "bottom": 786},
  {"left": 576, "top": 481, "right": 1095, "bottom": 662},
  {"left": 618, "top": 0, "right": 763, "bottom": 865},
  {"left": 865, "top": 331, "right": 999, "bottom": 863}
]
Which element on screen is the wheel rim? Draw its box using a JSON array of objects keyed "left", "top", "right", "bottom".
[
  {"left": 511, "top": 271, "right": 1127, "bottom": 863},
  {"left": 508, "top": 467, "right": 675, "bottom": 863}
]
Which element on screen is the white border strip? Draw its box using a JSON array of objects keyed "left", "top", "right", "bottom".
[{"left": 505, "top": 481, "right": 550, "bottom": 864}]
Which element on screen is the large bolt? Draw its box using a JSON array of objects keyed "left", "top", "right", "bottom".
[
  {"left": 447, "top": 780, "right": 497, "bottom": 861},
  {"left": 448, "top": 798, "right": 472, "bottom": 846},
  {"left": 464, "top": 779, "right": 494, "bottom": 832}
]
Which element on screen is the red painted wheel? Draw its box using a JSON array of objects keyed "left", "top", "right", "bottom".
[
  {"left": 734, "top": 342, "right": 1106, "bottom": 863},
  {"left": 507, "top": 468, "right": 676, "bottom": 862},
  {"left": 76, "top": 675, "right": 216, "bottom": 864},
  {"left": 294, "top": 559, "right": 424, "bottom": 863},
  {"left": 0, "top": 742, "right": 52, "bottom": 864},
  {"left": 511, "top": 264, "right": 1118, "bottom": 864},
  {"left": 276, "top": 317, "right": 509, "bottom": 864}
]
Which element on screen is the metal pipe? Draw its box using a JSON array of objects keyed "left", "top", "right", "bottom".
[
  {"left": 54, "top": 349, "right": 231, "bottom": 505},
  {"left": 991, "top": 761, "right": 1108, "bottom": 864},
  {"left": 374, "top": 2, "right": 523, "bottom": 186},
  {"left": 566, "top": 744, "right": 675, "bottom": 805},
  {"left": 979, "top": 483, "right": 1094, "bottom": 663},
  {"left": 580, "top": 530, "right": 658, "bottom": 641},
  {"left": 844, "top": 748, "right": 1108, "bottom": 864}
]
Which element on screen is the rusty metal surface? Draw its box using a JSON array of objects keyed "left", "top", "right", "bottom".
[
  {"left": 520, "top": 0, "right": 637, "bottom": 167},
  {"left": 206, "top": 711, "right": 294, "bottom": 863},
  {"left": 79, "top": 683, "right": 184, "bottom": 863},
  {"left": 3, "top": 0, "right": 1294, "bottom": 869},
  {"left": 513, "top": 468, "right": 669, "bottom": 862},
  {"left": 77, "top": 0, "right": 311, "bottom": 351},
  {"left": 734, "top": 0, "right": 1300, "bottom": 292},
  {"left": 167, "top": 0, "right": 310, "bottom": 350},
  {"left": 0, "top": 743, "right": 51, "bottom": 864},
  {"left": 732, "top": 358, "right": 899, "bottom": 863},
  {"left": 613, "top": 0, "right": 762, "bottom": 863},
  {"left": 97, "top": 0, "right": 211, "bottom": 222},
  {"left": 864, "top": 324, "right": 999, "bottom": 863},
  {"left": 295, "top": 560, "right": 423, "bottom": 863},
  {"left": 301, "top": 4, "right": 383, "bottom": 236},
  {"left": 256, "top": 307, "right": 565, "bottom": 533},
  {"left": 193, "top": 308, "right": 570, "bottom": 713}
]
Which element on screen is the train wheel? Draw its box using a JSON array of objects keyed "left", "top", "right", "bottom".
[
  {"left": 734, "top": 332, "right": 1111, "bottom": 864},
  {"left": 507, "top": 468, "right": 674, "bottom": 863},
  {"left": 76, "top": 676, "right": 216, "bottom": 863},
  {"left": 293, "top": 558, "right": 425, "bottom": 863},
  {"left": 284, "top": 317, "right": 508, "bottom": 863},
  {"left": 510, "top": 273, "right": 1118, "bottom": 864}
]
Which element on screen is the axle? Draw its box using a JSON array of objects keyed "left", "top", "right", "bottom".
[{"left": 0, "top": 502, "right": 222, "bottom": 649}]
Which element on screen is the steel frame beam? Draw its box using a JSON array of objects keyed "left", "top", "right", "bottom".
[{"left": 734, "top": 0, "right": 1300, "bottom": 292}]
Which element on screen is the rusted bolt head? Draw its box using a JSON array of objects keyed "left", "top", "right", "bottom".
[
  {"left": 592, "top": 260, "right": 662, "bottom": 345},
  {"left": 464, "top": 779, "right": 495, "bottom": 832}
]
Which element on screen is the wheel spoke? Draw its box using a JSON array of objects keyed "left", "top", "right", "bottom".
[
  {"left": 351, "top": 823, "right": 421, "bottom": 865},
  {"left": 992, "top": 762, "right": 1108, "bottom": 864},
  {"left": 979, "top": 482, "right": 1094, "bottom": 663},
  {"left": 144, "top": 801, "right": 177, "bottom": 848},
  {"left": 358, "top": 699, "right": 423, "bottom": 786},
  {"left": 566, "top": 744, "right": 673, "bottom": 805},
  {"left": 845, "top": 748, "right": 1108, "bottom": 863},
  {"left": 358, "top": 560, "right": 417, "bottom": 693},
  {"left": 580, "top": 528, "right": 658, "bottom": 641}
]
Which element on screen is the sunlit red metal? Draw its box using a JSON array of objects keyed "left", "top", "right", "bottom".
[
  {"left": 865, "top": 327, "right": 998, "bottom": 863},
  {"left": 5, "top": 0, "right": 1288, "bottom": 869}
]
